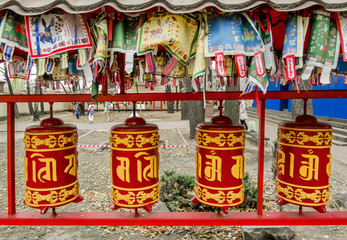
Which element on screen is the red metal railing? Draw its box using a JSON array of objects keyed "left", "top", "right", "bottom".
[{"left": 2, "top": 91, "right": 347, "bottom": 225}]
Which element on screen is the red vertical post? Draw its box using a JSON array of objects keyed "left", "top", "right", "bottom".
[
  {"left": 153, "top": 101, "right": 155, "bottom": 112},
  {"left": 160, "top": 101, "right": 163, "bottom": 112},
  {"left": 119, "top": 53, "right": 126, "bottom": 94},
  {"left": 7, "top": 103, "right": 16, "bottom": 216},
  {"left": 257, "top": 99, "right": 265, "bottom": 216}
]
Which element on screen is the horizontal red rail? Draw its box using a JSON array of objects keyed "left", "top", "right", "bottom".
[
  {"left": 1, "top": 90, "right": 347, "bottom": 102},
  {"left": 0, "top": 211, "right": 346, "bottom": 226}
]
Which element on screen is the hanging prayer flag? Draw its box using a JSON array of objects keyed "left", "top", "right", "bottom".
[
  {"left": 145, "top": 52, "right": 156, "bottom": 73},
  {"left": 20, "top": 79, "right": 26, "bottom": 90},
  {"left": 302, "top": 10, "right": 340, "bottom": 83},
  {"left": 205, "top": 12, "right": 264, "bottom": 57},
  {"left": 3, "top": 44, "right": 14, "bottom": 62},
  {"left": 60, "top": 52, "right": 68, "bottom": 69},
  {"left": 254, "top": 51, "right": 265, "bottom": 77},
  {"left": 235, "top": 54, "right": 247, "bottom": 78},
  {"left": 45, "top": 57, "right": 54, "bottom": 74},
  {"left": 225, "top": 55, "right": 233, "bottom": 77},
  {"left": 37, "top": 58, "right": 46, "bottom": 76},
  {"left": 0, "top": 10, "right": 29, "bottom": 52},
  {"left": 12, "top": 78, "right": 18, "bottom": 88},
  {"left": 53, "top": 59, "right": 68, "bottom": 81},
  {"left": 109, "top": 15, "right": 145, "bottom": 53},
  {"left": 215, "top": 52, "right": 226, "bottom": 77},
  {"left": 285, "top": 54, "right": 296, "bottom": 80},
  {"left": 192, "top": 14, "right": 206, "bottom": 81},
  {"left": 242, "top": 80, "right": 255, "bottom": 94},
  {"left": 163, "top": 57, "right": 178, "bottom": 76},
  {"left": 25, "top": 13, "right": 92, "bottom": 58},
  {"left": 7, "top": 56, "right": 31, "bottom": 80},
  {"left": 248, "top": 54, "right": 268, "bottom": 93},
  {"left": 258, "top": 12, "right": 276, "bottom": 75},
  {"left": 165, "top": 58, "right": 186, "bottom": 78},
  {"left": 282, "top": 13, "right": 305, "bottom": 63},
  {"left": 93, "top": 12, "right": 108, "bottom": 63},
  {"left": 78, "top": 49, "right": 87, "bottom": 67},
  {"left": 321, "top": 22, "right": 340, "bottom": 84},
  {"left": 154, "top": 55, "right": 167, "bottom": 76},
  {"left": 138, "top": 12, "right": 198, "bottom": 65},
  {"left": 282, "top": 13, "right": 310, "bottom": 80},
  {"left": 302, "top": 10, "right": 330, "bottom": 80},
  {"left": 26, "top": 53, "right": 34, "bottom": 70}
]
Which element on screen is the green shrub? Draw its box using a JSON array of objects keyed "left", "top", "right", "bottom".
[
  {"left": 160, "top": 170, "right": 257, "bottom": 212},
  {"left": 239, "top": 172, "right": 257, "bottom": 209}
]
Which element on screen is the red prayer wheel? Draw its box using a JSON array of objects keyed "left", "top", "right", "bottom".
[
  {"left": 109, "top": 116, "right": 160, "bottom": 212},
  {"left": 23, "top": 117, "right": 83, "bottom": 214},
  {"left": 192, "top": 115, "right": 246, "bottom": 214},
  {"left": 275, "top": 114, "right": 333, "bottom": 213}
]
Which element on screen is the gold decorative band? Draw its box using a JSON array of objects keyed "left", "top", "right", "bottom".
[
  {"left": 111, "top": 146, "right": 158, "bottom": 151},
  {"left": 26, "top": 180, "right": 79, "bottom": 191},
  {"left": 278, "top": 142, "right": 331, "bottom": 149},
  {"left": 276, "top": 178, "right": 329, "bottom": 190},
  {"left": 24, "top": 182, "right": 79, "bottom": 207},
  {"left": 25, "top": 145, "right": 76, "bottom": 152},
  {"left": 110, "top": 132, "right": 160, "bottom": 148},
  {"left": 111, "top": 199, "right": 159, "bottom": 208},
  {"left": 111, "top": 185, "right": 160, "bottom": 207},
  {"left": 24, "top": 132, "right": 78, "bottom": 149},
  {"left": 196, "top": 181, "right": 244, "bottom": 191},
  {"left": 194, "top": 185, "right": 244, "bottom": 207},
  {"left": 277, "top": 128, "right": 332, "bottom": 147},
  {"left": 279, "top": 127, "right": 332, "bottom": 132},
  {"left": 275, "top": 181, "right": 330, "bottom": 206},
  {"left": 112, "top": 182, "right": 159, "bottom": 191},
  {"left": 197, "top": 145, "right": 244, "bottom": 150},
  {"left": 25, "top": 130, "right": 76, "bottom": 135},
  {"left": 197, "top": 129, "right": 245, "bottom": 134},
  {"left": 111, "top": 130, "right": 158, "bottom": 135}
]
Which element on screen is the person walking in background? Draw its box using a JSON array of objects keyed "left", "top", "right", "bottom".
[
  {"left": 239, "top": 100, "right": 248, "bottom": 130},
  {"left": 75, "top": 105, "right": 80, "bottom": 119},
  {"left": 88, "top": 103, "right": 95, "bottom": 123},
  {"left": 105, "top": 102, "right": 112, "bottom": 122}
]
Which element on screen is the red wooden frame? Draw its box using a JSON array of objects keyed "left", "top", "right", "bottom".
[{"left": 2, "top": 91, "right": 347, "bottom": 225}]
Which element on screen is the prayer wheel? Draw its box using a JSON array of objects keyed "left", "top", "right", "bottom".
[
  {"left": 192, "top": 115, "right": 246, "bottom": 214},
  {"left": 23, "top": 117, "right": 83, "bottom": 214},
  {"left": 109, "top": 116, "right": 160, "bottom": 212},
  {"left": 275, "top": 114, "right": 333, "bottom": 213}
]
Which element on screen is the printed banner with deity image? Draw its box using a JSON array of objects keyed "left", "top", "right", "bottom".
[
  {"left": 302, "top": 10, "right": 340, "bottom": 82},
  {"left": 166, "top": 59, "right": 186, "bottom": 78},
  {"left": 92, "top": 12, "right": 108, "bottom": 63},
  {"left": 0, "top": 10, "right": 29, "bottom": 52},
  {"left": 153, "top": 55, "right": 167, "bottom": 75},
  {"left": 53, "top": 59, "right": 69, "bottom": 81},
  {"left": 306, "top": 10, "right": 331, "bottom": 68},
  {"left": 137, "top": 12, "right": 199, "bottom": 65},
  {"left": 109, "top": 15, "right": 145, "bottom": 53},
  {"left": 7, "top": 56, "right": 31, "bottom": 80},
  {"left": 25, "top": 13, "right": 92, "bottom": 58},
  {"left": 204, "top": 12, "right": 264, "bottom": 57}
]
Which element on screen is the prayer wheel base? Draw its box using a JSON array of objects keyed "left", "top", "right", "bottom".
[
  {"left": 191, "top": 196, "right": 246, "bottom": 214},
  {"left": 277, "top": 197, "right": 326, "bottom": 213},
  {"left": 109, "top": 203, "right": 154, "bottom": 213}
]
